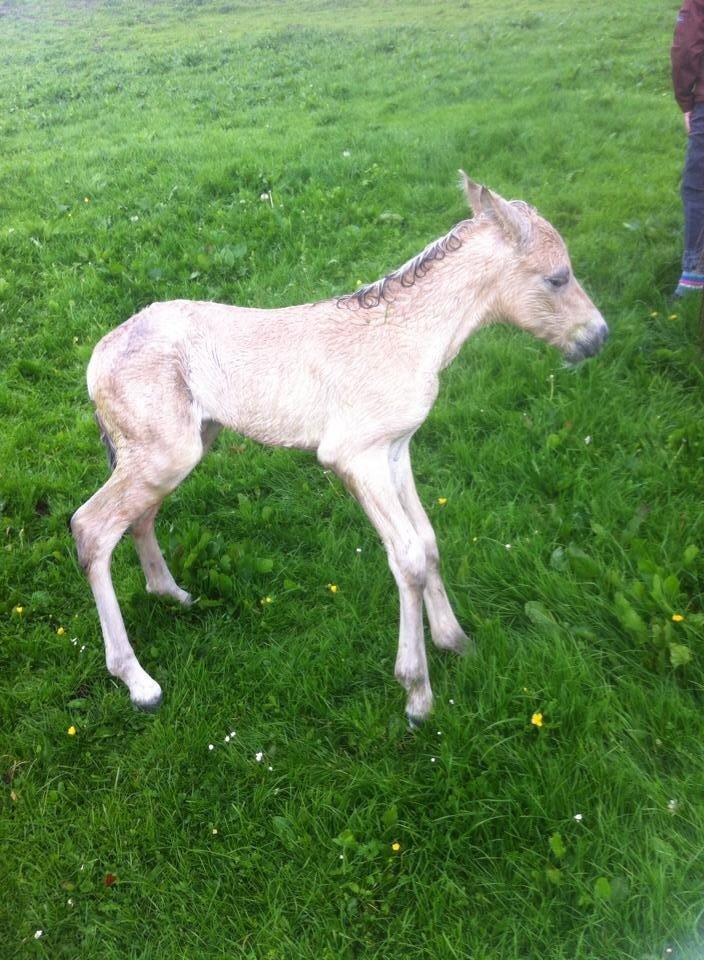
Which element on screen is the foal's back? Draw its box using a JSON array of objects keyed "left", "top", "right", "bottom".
[{"left": 88, "top": 297, "right": 426, "bottom": 453}]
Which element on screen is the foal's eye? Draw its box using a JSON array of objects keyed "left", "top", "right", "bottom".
[{"left": 546, "top": 270, "right": 570, "bottom": 290}]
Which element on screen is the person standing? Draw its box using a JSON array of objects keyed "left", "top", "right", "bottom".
[{"left": 672, "top": 0, "right": 704, "bottom": 296}]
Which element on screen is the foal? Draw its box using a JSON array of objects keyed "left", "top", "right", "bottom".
[{"left": 71, "top": 173, "right": 607, "bottom": 723}]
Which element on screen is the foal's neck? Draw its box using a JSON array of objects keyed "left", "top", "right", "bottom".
[{"left": 399, "top": 226, "right": 504, "bottom": 373}]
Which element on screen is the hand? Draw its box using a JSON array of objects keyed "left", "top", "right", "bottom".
[{"left": 684, "top": 111, "right": 692, "bottom": 135}]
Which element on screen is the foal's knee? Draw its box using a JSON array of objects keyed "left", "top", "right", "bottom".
[
  {"left": 130, "top": 506, "right": 157, "bottom": 540},
  {"left": 390, "top": 536, "right": 427, "bottom": 590},
  {"left": 71, "top": 502, "right": 124, "bottom": 573},
  {"left": 71, "top": 506, "right": 96, "bottom": 572},
  {"left": 421, "top": 533, "right": 440, "bottom": 572}
]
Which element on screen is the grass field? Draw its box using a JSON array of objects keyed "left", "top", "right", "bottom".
[{"left": 1, "top": 0, "right": 703, "bottom": 957}]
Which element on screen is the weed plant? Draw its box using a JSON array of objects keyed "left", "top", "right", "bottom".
[{"left": 1, "top": 1, "right": 703, "bottom": 958}]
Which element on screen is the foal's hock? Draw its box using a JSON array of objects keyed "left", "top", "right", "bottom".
[{"left": 72, "top": 173, "right": 608, "bottom": 723}]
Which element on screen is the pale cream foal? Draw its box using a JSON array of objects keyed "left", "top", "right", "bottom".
[{"left": 71, "top": 173, "right": 608, "bottom": 724}]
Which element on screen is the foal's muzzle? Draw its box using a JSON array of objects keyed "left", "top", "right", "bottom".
[{"left": 566, "top": 317, "right": 609, "bottom": 363}]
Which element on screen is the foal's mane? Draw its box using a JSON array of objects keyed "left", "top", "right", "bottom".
[{"left": 337, "top": 219, "right": 471, "bottom": 309}]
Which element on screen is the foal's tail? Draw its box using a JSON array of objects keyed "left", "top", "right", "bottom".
[{"left": 94, "top": 410, "right": 117, "bottom": 472}]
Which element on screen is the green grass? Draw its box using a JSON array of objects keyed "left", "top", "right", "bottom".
[{"left": 1, "top": 1, "right": 703, "bottom": 957}]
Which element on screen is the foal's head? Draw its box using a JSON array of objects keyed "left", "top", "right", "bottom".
[{"left": 460, "top": 171, "right": 608, "bottom": 363}]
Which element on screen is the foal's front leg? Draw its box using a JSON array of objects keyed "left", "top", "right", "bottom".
[
  {"left": 337, "top": 447, "right": 433, "bottom": 724},
  {"left": 390, "top": 439, "right": 470, "bottom": 654}
]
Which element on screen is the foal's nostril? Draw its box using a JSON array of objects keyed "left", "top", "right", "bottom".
[
  {"left": 566, "top": 317, "right": 608, "bottom": 363},
  {"left": 584, "top": 318, "right": 609, "bottom": 356}
]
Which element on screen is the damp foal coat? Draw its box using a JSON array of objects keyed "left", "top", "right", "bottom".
[{"left": 71, "top": 174, "right": 608, "bottom": 722}]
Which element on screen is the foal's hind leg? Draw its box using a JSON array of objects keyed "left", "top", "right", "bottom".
[
  {"left": 131, "top": 504, "right": 192, "bottom": 606},
  {"left": 72, "top": 470, "right": 168, "bottom": 708},
  {"left": 130, "top": 420, "right": 221, "bottom": 604},
  {"left": 72, "top": 430, "right": 204, "bottom": 709}
]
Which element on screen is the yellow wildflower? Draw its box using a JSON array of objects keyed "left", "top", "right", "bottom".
[
  {"left": 672, "top": 613, "right": 685, "bottom": 623},
  {"left": 67, "top": 726, "right": 76, "bottom": 736},
  {"left": 13, "top": 606, "right": 24, "bottom": 616},
  {"left": 328, "top": 583, "right": 339, "bottom": 594},
  {"left": 57, "top": 626, "right": 65, "bottom": 636},
  {"left": 531, "top": 712, "right": 543, "bottom": 728},
  {"left": 437, "top": 497, "right": 448, "bottom": 506},
  {"left": 668, "top": 313, "right": 678, "bottom": 321},
  {"left": 391, "top": 841, "right": 401, "bottom": 852}
]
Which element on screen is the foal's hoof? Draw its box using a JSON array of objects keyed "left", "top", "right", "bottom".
[
  {"left": 405, "top": 685, "right": 433, "bottom": 729},
  {"left": 435, "top": 627, "right": 474, "bottom": 656},
  {"left": 147, "top": 584, "right": 193, "bottom": 606},
  {"left": 406, "top": 711, "right": 426, "bottom": 731},
  {"left": 132, "top": 690, "right": 163, "bottom": 712},
  {"left": 130, "top": 680, "right": 163, "bottom": 712}
]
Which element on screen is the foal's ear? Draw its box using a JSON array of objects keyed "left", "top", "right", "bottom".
[
  {"left": 459, "top": 170, "right": 529, "bottom": 246},
  {"left": 482, "top": 187, "right": 530, "bottom": 245},
  {"left": 458, "top": 169, "right": 483, "bottom": 216}
]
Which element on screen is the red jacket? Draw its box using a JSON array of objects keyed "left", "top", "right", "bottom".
[{"left": 672, "top": 0, "right": 704, "bottom": 111}]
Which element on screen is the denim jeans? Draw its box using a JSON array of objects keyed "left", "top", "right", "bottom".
[{"left": 682, "top": 101, "right": 704, "bottom": 272}]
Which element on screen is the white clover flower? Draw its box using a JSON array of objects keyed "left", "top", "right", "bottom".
[
  {"left": 573, "top": 813, "right": 583, "bottom": 822},
  {"left": 208, "top": 744, "right": 214, "bottom": 751},
  {"left": 255, "top": 751, "right": 263, "bottom": 762}
]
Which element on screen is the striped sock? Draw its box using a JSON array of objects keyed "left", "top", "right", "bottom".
[{"left": 675, "top": 271, "right": 704, "bottom": 296}]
